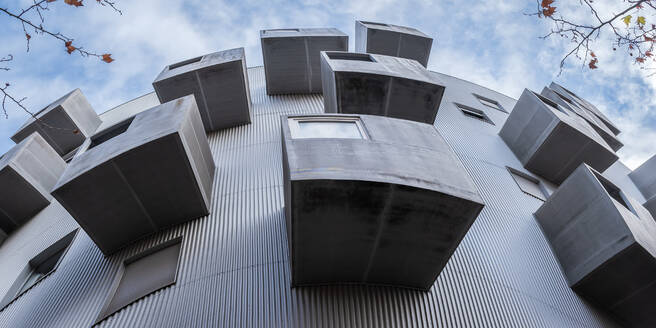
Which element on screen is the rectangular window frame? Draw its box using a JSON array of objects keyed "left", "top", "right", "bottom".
[
  {"left": 287, "top": 116, "right": 368, "bottom": 140},
  {"left": 507, "top": 167, "right": 549, "bottom": 201},
  {"left": 95, "top": 237, "right": 184, "bottom": 324},
  {"left": 474, "top": 94, "right": 507, "bottom": 113},
  {"left": 455, "top": 103, "right": 494, "bottom": 125},
  {"left": 0, "top": 229, "right": 78, "bottom": 311}
]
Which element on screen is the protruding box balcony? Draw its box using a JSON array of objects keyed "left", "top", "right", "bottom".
[
  {"left": 320, "top": 51, "right": 445, "bottom": 124},
  {"left": 355, "top": 21, "right": 432, "bottom": 67},
  {"left": 11, "top": 89, "right": 101, "bottom": 158},
  {"left": 499, "top": 89, "right": 617, "bottom": 185},
  {"left": 281, "top": 114, "right": 484, "bottom": 290},
  {"left": 549, "top": 82, "right": 621, "bottom": 136},
  {"left": 52, "top": 95, "right": 215, "bottom": 255},
  {"left": 0, "top": 133, "right": 66, "bottom": 235},
  {"left": 541, "top": 85, "right": 623, "bottom": 151},
  {"left": 260, "top": 28, "right": 348, "bottom": 95},
  {"left": 534, "top": 164, "right": 656, "bottom": 327},
  {"left": 152, "top": 48, "right": 252, "bottom": 132}
]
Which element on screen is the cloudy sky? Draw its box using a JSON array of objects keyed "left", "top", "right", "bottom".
[{"left": 1, "top": 0, "right": 655, "bottom": 168}]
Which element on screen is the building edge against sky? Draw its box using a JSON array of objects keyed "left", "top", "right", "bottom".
[{"left": 0, "top": 19, "right": 654, "bottom": 327}]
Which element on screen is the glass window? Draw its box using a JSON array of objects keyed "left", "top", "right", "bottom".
[
  {"left": 0, "top": 230, "right": 77, "bottom": 310},
  {"left": 474, "top": 94, "right": 506, "bottom": 113},
  {"left": 288, "top": 118, "right": 366, "bottom": 139},
  {"left": 97, "top": 238, "right": 182, "bottom": 323},
  {"left": 455, "top": 103, "right": 494, "bottom": 125},
  {"left": 508, "top": 168, "right": 548, "bottom": 201}
]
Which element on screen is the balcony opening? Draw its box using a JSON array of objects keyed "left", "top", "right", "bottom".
[
  {"left": 326, "top": 52, "right": 374, "bottom": 62},
  {"left": 169, "top": 56, "right": 203, "bottom": 70},
  {"left": 593, "top": 172, "right": 634, "bottom": 213},
  {"left": 288, "top": 117, "right": 366, "bottom": 139},
  {"left": 88, "top": 117, "right": 134, "bottom": 150},
  {"left": 362, "top": 21, "right": 389, "bottom": 27},
  {"left": 455, "top": 103, "right": 494, "bottom": 125},
  {"left": 534, "top": 92, "right": 569, "bottom": 115},
  {"left": 263, "top": 28, "right": 300, "bottom": 34}
]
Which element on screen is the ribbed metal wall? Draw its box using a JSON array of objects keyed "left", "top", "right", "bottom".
[{"left": 0, "top": 67, "right": 627, "bottom": 327}]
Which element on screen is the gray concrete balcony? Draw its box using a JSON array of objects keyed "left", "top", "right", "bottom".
[
  {"left": 320, "top": 51, "right": 445, "bottom": 124},
  {"left": 260, "top": 28, "right": 348, "bottom": 95},
  {"left": 355, "top": 20, "right": 432, "bottom": 67},
  {"left": 152, "top": 48, "right": 252, "bottom": 132},
  {"left": 549, "top": 82, "right": 621, "bottom": 136},
  {"left": 541, "top": 85, "right": 623, "bottom": 152},
  {"left": 52, "top": 95, "right": 215, "bottom": 255},
  {"left": 11, "top": 89, "right": 101, "bottom": 158},
  {"left": 499, "top": 89, "right": 617, "bottom": 185},
  {"left": 281, "top": 114, "right": 484, "bottom": 290},
  {"left": 0, "top": 133, "right": 66, "bottom": 236},
  {"left": 534, "top": 164, "right": 656, "bottom": 327}
]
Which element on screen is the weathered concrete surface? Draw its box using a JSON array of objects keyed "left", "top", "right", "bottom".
[
  {"left": 261, "top": 28, "right": 348, "bottom": 95},
  {"left": 629, "top": 154, "right": 656, "bottom": 200},
  {"left": 355, "top": 21, "right": 432, "bottom": 67},
  {"left": 320, "top": 51, "right": 445, "bottom": 124},
  {"left": 499, "top": 89, "right": 618, "bottom": 185},
  {"left": 281, "top": 114, "right": 484, "bottom": 290},
  {"left": 542, "top": 85, "right": 623, "bottom": 152},
  {"left": 535, "top": 164, "right": 656, "bottom": 327},
  {"left": 153, "top": 48, "right": 252, "bottom": 132},
  {"left": 11, "top": 89, "right": 101, "bottom": 157},
  {"left": 0, "top": 133, "right": 66, "bottom": 237},
  {"left": 52, "top": 95, "right": 215, "bottom": 255}
]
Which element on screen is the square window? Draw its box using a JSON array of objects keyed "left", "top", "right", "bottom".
[
  {"left": 507, "top": 167, "right": 548, "bottom": 201},
  {"left": 288, "top": 117, "right": 367, "bottom": 139},
  {"left": 455, "top": 103, "right": 494, "bottom": 125},
  {"left": 96, "top": 238, "right": 182, "bottom": 323},
  {"left": 0, "top": 229, "right": 78, "bottom": 310},
  {"left": 474, "top": 94, "right": 507, "bottom": 113}
]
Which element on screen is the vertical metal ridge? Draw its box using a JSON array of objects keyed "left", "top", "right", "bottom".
[{"left": 0, "top": 66, "right": 622, "bottom": 328}]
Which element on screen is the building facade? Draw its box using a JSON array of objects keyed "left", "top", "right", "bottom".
[{"left": 0, "top": 21, "right": 653, "bottom": 327}]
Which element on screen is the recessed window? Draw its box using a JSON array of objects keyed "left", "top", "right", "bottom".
[
  {"left": 88, "top": 117, "right": 134, "bottom": 150},
  {"left": 507, "top": 167, "right": 548, "bottom": 201},
  {"left": 455, "top": 103, "right": 494, "bottom": 125},
  {"left": 326, "top": 52, "right": 374, "bottom": 62},
  {"left": 474, "top": 94, "right": 507, "bottom": 113},
  {"left": 168, "top": 56, "right": 203, "bottom": 70},
  {"left": 288, "top": 117, "right": 367, "bottom": 139},
  {"left": 0, "top": 230, "right": 78, "bottom": 310},
  {"left": 96, "top": 238, "right": 182, "bottom": 323}
]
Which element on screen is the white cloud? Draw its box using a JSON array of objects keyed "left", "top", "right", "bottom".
[{"left": 0, "top": 0, "right": 654, "bottom": 170}]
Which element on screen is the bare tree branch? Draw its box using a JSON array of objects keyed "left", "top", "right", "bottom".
[
  {"left": 0, "top": 0, "right": 120, "bottom": 128},
  {"left": 530, "top": 0, "right": 656, "bottom": 74}
]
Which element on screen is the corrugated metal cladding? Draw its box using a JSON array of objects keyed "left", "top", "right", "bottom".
[{"left": 0, "top": 66, "right": 630, "bottom": 327}]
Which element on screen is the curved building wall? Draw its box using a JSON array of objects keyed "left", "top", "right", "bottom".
[{"left": 0, "top": 67, "right": 627, "bottom": 327}]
